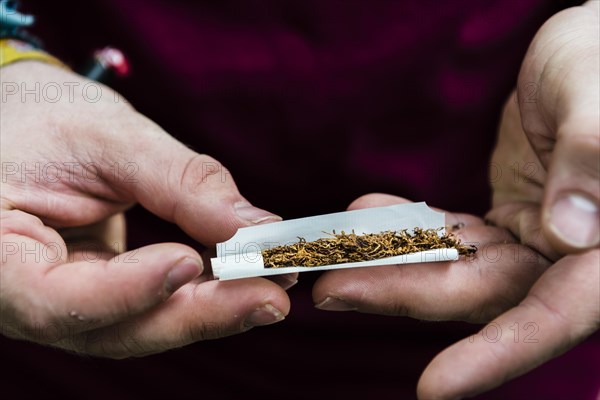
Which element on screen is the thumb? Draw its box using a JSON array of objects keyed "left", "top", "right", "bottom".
[
  {"left": 542, "top": 114, "right": 600, "bottom": 252},
  {"left": 107, "top": 114, "right": 281, "bottom": 245},
  {"left": 540, "top": 41, "right": 600, "bottom": 252}
]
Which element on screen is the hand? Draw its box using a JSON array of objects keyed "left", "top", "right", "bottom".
[
  {"left": 464, "top": 1, "right": 600, "bottom": 396},
  {"left": 315, "top": 3, "right": 599, "bottom": 397},
  {"left": 313, "top": 194, "right": 597, "bottom": 398},
  {"left": 417, "top": 88, "right": 598, "bottom": 396},
  {"left": 1, "top": 61, "right": 294, "bottom": 358}
]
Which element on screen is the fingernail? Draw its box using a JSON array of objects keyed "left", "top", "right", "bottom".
[
  {"left": 243, "top": 304, "right": 285, "bottom": 328},
  {"left": 314, "top": 297, "right": 357, "bottom": 311},
  {"left": 165, "top": 257, "right": 203, "bottom": 293},
  {"left": 234, "top": 201, "right": 282, "bottom": 225},
  {"left": 549, "top": 193, "right": 600, "bottom": 248}
]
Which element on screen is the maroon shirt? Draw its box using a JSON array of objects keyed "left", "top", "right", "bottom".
[{"left": 2, "top": 1, "right": 598, "bottom": 399}]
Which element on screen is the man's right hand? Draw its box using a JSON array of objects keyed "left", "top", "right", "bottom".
[{"left": 0, "top": 61, "right": 293, "bottom": 358}]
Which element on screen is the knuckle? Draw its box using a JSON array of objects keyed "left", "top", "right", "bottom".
[
  {"left": 184, "top": 320, "right": 227, "bottom": 342},
  {"left": 520, "top": 116, "right": 546, "bottom": 140},
  {"left": 559, "top": 134, "right": 600, "bottom": 178},
  {"left": 175, "top": 154, "right": 232, "bottom": 196}
]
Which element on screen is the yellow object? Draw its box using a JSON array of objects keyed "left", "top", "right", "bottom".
[{"left": 0, "top": 39, "right": 66, "bottom": 68}]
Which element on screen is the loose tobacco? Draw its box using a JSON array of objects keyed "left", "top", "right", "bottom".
[{"left": 263, "top": 227, "right": 476, "bottom": 268}]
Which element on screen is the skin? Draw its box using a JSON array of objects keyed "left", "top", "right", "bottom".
[
  {"left": 0, "top": 61, "right": 297, "bottom": 358},
  {"left": 314, "top": 2, "right": 599, "bottom": 398}
]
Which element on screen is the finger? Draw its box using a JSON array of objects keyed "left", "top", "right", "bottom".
[
  {"left": 44, "top": 244, "right": 203, "bottom": 332},
  {"left": 348, "top": 193, "right": 484, "bottom": 228},
  {"left": 101, "top": 115, "right": 280, "bottom": 245},
  {"left": 75, "top": 279, "right": 291, "bottom": 358},
  {"left": 3, "top": 215, "right": 204, "bottom": 340},
  {"left": 1, "top": 209, "right": 67, "bottom": 341},
  {"left": 313, "top": 225, "right": 550, "bottom": 322},
  {"left": 0, "top": 208, "right": 66, "bottom": 250},
  {"left": 417, "top": 249, "right": 599, "bottom": 400},
  {"left": 517, "top": 4, "right": 600, "bottom": 251},
  {"left": 541, "top": 128, "right": 600, "bottom": 252}
]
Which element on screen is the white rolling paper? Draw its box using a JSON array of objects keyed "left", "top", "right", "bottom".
[{"left": 211, "top": 202, "right": 459, "bottom": 280}]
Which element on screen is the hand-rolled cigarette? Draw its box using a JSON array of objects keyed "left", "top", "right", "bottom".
[{"left": 211, "top": 202, "right": 475, "bottom": 280}]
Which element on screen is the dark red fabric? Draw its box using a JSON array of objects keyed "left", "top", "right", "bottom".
[{"left": 2, "top": 1, "right": 598, "bottom": 399}]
